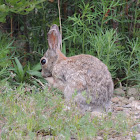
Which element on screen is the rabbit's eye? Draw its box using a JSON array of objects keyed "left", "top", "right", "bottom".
[{"left": 41, "top": 59, "right": 46, "bottom": 65}]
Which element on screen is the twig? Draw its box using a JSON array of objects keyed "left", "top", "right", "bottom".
[
  {"left": 31, "top": 76, "right": 46, "bottom": 89},
  {"left": 116, "top": 78, "right": 122, "bottom": 89},
  {"left": 58, "top": 0, "right": 62, "bottom": 50}
]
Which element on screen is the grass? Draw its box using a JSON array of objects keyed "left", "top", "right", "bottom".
[{"left": 0, "top": 82, "right": 138, "bottom": 140}]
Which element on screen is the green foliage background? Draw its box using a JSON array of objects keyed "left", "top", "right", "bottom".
[{"left": 0, "top": 0, "right": 139, "bottom": 87}]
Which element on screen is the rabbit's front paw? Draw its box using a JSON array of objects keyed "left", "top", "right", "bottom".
[
  {"left": 45, "top": 77, "right": 54, "bottom": 85},
  {"left": 45, "top": 77, "right": 59, "bottom": 88}
]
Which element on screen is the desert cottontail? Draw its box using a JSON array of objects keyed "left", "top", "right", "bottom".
[{"left": 40, "top": 24, "right": 114, "bottom": 112}]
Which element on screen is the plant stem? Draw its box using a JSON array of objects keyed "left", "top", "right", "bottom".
[
  {"left": 82, "top": 25, "right": 85, "bottom": 54},
  {"left": 58, "top": 0, "right": 62, "bottom": 50}
]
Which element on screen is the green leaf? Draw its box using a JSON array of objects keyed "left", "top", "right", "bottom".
[
  {"left": 0, "top": 4, "right": 7, "bottom": 12},
  {"left": 27, "top": 70, "right": 42, "bottom": 78},
  {"left": 31, "top": 63, "right": 41, "bottom": 71},
  {"left": 14, "top": 57, "right": 24, "bottom": 81}
]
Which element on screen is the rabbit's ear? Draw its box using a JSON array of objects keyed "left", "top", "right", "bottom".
[{"left": 48, "top": 24, "right": 62, "bottom": 50}]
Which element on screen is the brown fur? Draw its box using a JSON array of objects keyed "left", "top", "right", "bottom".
[{"left": 40, "top": 24, "right": 114, "bottom": 112}]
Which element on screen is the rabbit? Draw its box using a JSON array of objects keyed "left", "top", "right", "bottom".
[{"left": 40, "top": 24, "right": 114, "bottom": 112}]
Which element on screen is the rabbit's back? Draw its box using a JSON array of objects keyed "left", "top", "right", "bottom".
[{"left": 52, "top": 54, "right": 113, "bottom": 111}]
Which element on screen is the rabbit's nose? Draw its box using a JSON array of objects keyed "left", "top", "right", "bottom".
[{"left": 41, "top": 59, "right": 46, "bottom": 65}]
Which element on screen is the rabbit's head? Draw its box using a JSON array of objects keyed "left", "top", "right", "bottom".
[{"left": 40, "top": 24, "right": 66, "bottom": 78}]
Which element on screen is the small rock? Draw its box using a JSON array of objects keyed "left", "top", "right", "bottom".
[
  {"left": 115, "top": 107, "right": 123, "bottom": 111},
  {"left": 131, "top": 101, "right": 140, "bottom": 110},
  {"left": 136, "top": 134, "right": 140, "bottom": 140},
  {"left": 134, "top": 112, "right": 140, "bottom": 119},
  {"left": 132, "top": 124, "right": 140, "bottom": 133},
  {"left": 96, "top": 136, "right": 102, "bottom": 140},
  {"left": 118, "top": 96, "right": 125, "bottom": 101},
  {"left": 108, "top": 137, "right": 131, "bottom": 140},
  {"left": 114, "top": 88, "right": 125, "bottom": 96},
  {"left": 129, "top": 97, "right": 135, "bottom": 102},
  {"left": 123, "top": 104, "right": 132, "bottom": 108},
  {"left": 122, "top": 86, "right": 127, "bottom": 91},
  {"left": 122, "top": 99, "right": 129, "bottom": 105},
  {"left": 118, "top": 101, "right": 124, "bottom": 107},
  {"left": 96, "top": 136, "right": 104, "bottom": 140},
  {"left": 127, "top": 87, "right": 139, "bottom": 96},
  {"left": 111, "top": 97, "right": 120, "bottom": 103}
]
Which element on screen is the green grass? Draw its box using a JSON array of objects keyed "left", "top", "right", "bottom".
[{"left": 0, "top": 82, "right": 137, "bottom": 140}]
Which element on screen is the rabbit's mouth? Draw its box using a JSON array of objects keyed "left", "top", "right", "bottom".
[
  {"left": 42, "top": 74, "right": 52, "bottom": 78},
  {"left": 41, "top": 70, "right": 52, "bottom": 78}
]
